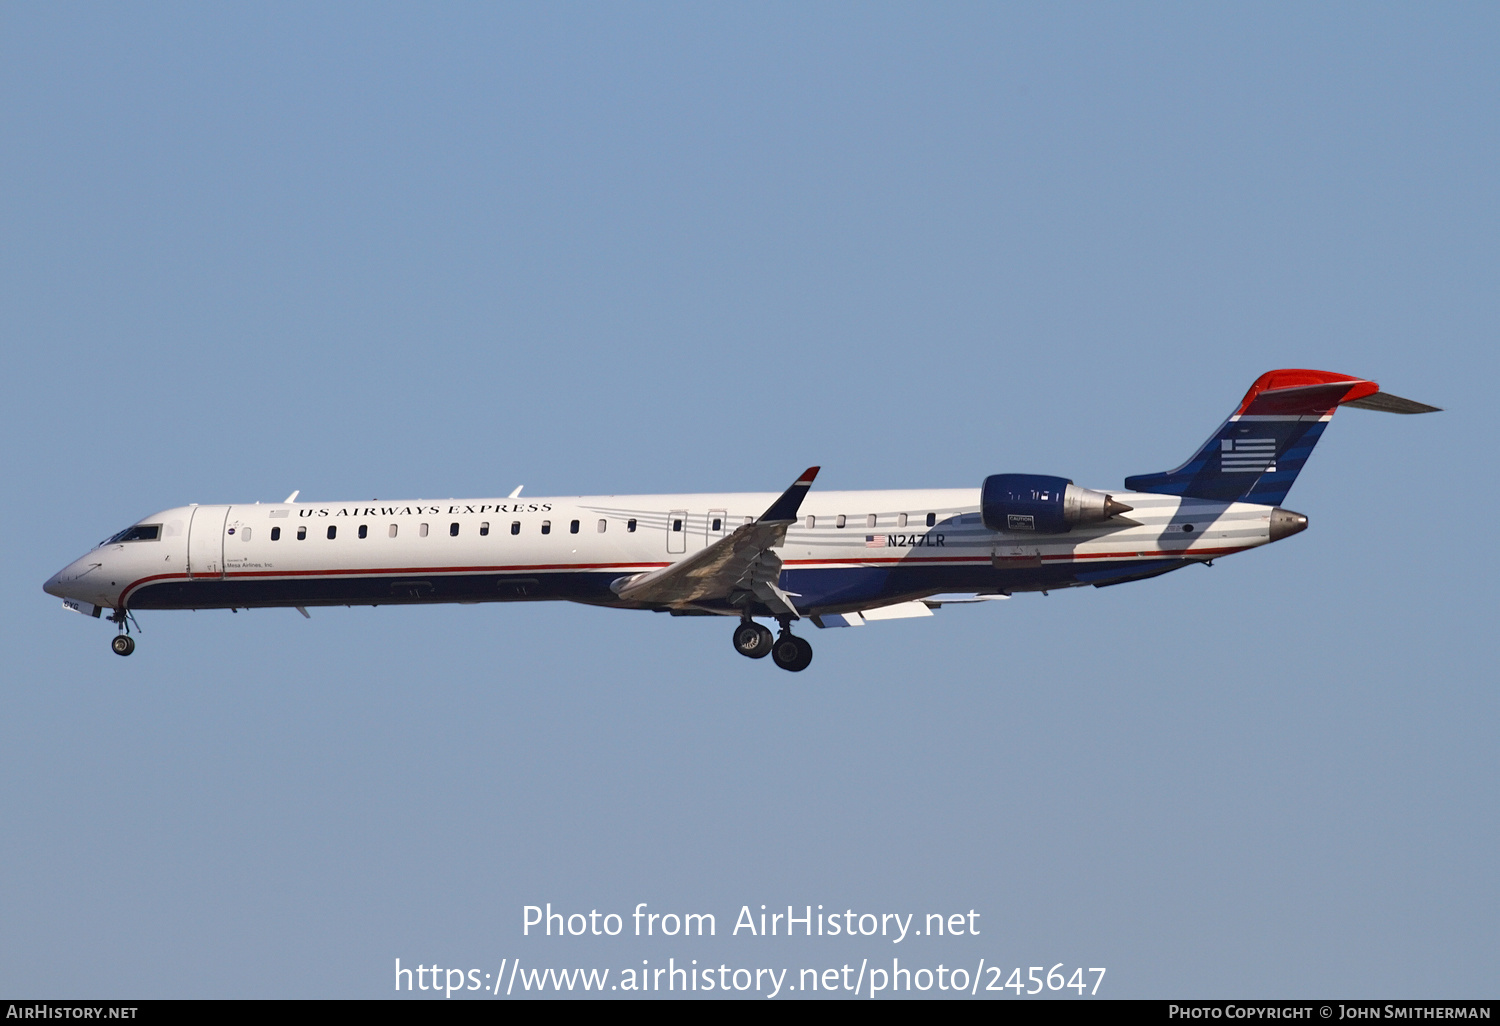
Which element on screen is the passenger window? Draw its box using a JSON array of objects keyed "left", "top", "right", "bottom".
[
  {"left": 420, "top": 523, "right": 429, "bottom": 538},
  {"left": 327, "top": 526, "right": 337, "bottom": 540},
  {"left": 926, "top": 512, "right": 936, "bottom": 527},
  {"left": 358, "top": 525, "right": 368, "bottom": 539},
  {"left": 450, "top": 522, "right": 460, "bottom": 537},
  {"left": 898, "top": 513, "right": 908, "bottom": 528},
  {"left": 242, "top": 527, "right": 252, "bottom": 541},
  {"left": 597, "top": 519, "right": 607, "bottom": 533},
  {"left": 388, "top": 524, "right": 398, "bottom": 538},
  {"left": 271, "top": 526, "right": 281, "bottom": 541},
  {"left": 297, "top": 526, "right": 307, "bottom": 540},
  {"left": 541, "top": 521, "right": 551, "bottom": 534},
  {"left": 570, "top": 520, "right": 579, "bottom": 534},
  {"left": 627, "top": 519, "right": 637, "bottom": 532},
  {"left": 511, "top": 521, "right": 520, "bottom": 535},
  {"left": 836, "top": 515, "right": 846, "bottom": 528},
  {"left": 671, "top": 518, "right": 683, "bottom": 532},
  {"left": 480, "top": 522, "right": 489, "bottom": 536},
  {"left": 806, "top": 515, "right": 816, "bottom": 529},
  {"left": 711, "top": 517, "right": 722, "bottom": 531},
  {"left": 867, "top": 514, "right": 877, "bottom": 528}
]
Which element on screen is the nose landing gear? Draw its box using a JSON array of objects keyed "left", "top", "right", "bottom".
[{"left": 108, "top": 608, "right": 138, "bottom": 656}]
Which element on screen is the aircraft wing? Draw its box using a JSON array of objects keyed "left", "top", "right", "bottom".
[
  {"left": 610, "top": 467, "right": 819, "bottom": 616},
  {"left": 809, "top": 593, "right": 1011, "bottom": 628}
]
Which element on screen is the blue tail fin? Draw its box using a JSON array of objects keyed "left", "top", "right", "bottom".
[{"left": 1124, "top": 369, "right": 1439, "bottom": 505}]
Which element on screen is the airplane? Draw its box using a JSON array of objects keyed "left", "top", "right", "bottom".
[{"left": 44, "top": 369, "right": 1438, "bottom": 671}]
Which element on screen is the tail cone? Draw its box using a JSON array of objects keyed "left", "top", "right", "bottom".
[{"left": 1269, "top": 508, "right": 1309, "bottom": 542}]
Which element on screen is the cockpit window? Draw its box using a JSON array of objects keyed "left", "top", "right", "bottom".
[{"left": 108, "top": 524, "right": 161, "bottom": 543}]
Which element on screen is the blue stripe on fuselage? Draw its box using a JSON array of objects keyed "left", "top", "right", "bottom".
[{"left": 127, "top": 555, "right": 1194, "bottom": 616}]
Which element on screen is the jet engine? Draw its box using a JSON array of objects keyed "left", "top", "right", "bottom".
[{"left": 980, "top": 473, "right": 1133, "bottom": 533}]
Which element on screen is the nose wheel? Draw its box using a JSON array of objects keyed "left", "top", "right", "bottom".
[
  {"left": 107, "top": 607, "right": 138, "bottom": 656},
  {"left": 770, "top": 630, "right": 813, "bottom": 672},
  {"left": 732, "top": 621, "right": 774, "bottom": 659}
]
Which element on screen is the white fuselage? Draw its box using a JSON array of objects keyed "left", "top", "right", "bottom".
[{"left": 45, "top": 487, "right": 1276, "bottom": 618}]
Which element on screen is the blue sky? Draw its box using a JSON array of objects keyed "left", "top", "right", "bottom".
[{"left": 2, "top": 3, "right": 1495, "bottom": 998}]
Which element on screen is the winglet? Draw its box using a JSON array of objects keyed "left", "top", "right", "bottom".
[
  {"left": 757, "top": 467, "right": 820, "bottom": 523},
  {"left": 284, "top": 490, "right": 300, "bottom": 503}
]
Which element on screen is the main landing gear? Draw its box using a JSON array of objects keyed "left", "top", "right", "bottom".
[
  {"left": 771, "top": 630, "right": 813, "bottom": 672},
  {"left": 732, "top": 621, "right": 773, "bottom": 659},
  {"left": 732, "top": 618, "right": 813, "bottom": 671}
]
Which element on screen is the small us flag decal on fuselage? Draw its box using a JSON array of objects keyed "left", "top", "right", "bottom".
[{"left": 1221, "top": 438, "right": 1277, "bottom": 473}]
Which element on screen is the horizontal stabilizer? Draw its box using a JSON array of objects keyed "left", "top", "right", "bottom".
[{"left": 1342, "top": 391, "right": 1442, "bottom": 414}]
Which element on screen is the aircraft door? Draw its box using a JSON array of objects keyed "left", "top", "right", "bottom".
[
  {"left": 706, "top": 509, "right": 728, "bottom": 545},
  {"left": 667, "top": 511, "right": 687, "bottom": 554},
  {"left": 187, "top": 505, "right": 230, "bottom": 579},
  {"left": 992, "top": 541, "right": 1042, "bottom": 569}
]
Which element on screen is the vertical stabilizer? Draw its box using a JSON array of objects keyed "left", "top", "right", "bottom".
[{"left": 1124, "top": 369, "right": 1438, "bottom": 505}]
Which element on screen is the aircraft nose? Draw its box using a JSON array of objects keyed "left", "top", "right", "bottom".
[{"left": 44, "top": 555, "right": 99, "bottom": 598}]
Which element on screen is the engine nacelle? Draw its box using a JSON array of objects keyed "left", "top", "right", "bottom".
[{"left": 980, "top": 473, "right": 1133, "bottom": 534}]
